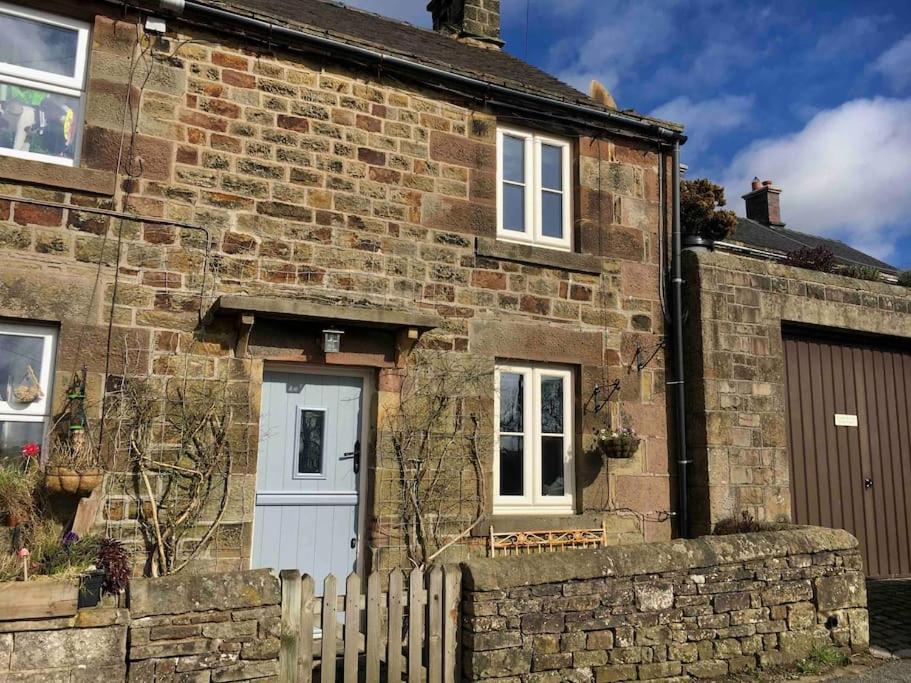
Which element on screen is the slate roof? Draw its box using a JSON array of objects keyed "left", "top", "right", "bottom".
[
  {"left": 192, "top": 0, "right": 681, "bottom": 132},
  {"left": 728, "top": 217, "right": 896, "bottom": 272}
]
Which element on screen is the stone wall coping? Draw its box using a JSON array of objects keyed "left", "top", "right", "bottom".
[
  {"left": 461, "top": 526, "right": 858, "bottom": 591},
  {"left": 130, "top": 569, "right": 280, "bottom": 617},
  {"left": 476, "top": 237, "right": 603, "bottom": 274},
  {"left": 699, "top": 249, "right": 910, "bottom": 297}
]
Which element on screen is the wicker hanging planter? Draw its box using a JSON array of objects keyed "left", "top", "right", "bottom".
[
  {"left": 44, "top": 466, "right": 104, "bottom": 496},
  {"left": 12, "top": 365, "right": 43, "bottom": 404},
  {"left": 598, "top": 436, "right": 641, "bottom": 459}
]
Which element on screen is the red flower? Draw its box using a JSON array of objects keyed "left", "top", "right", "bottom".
[{"left": 21, "top": 442, "right": 40, "bottom": 459}]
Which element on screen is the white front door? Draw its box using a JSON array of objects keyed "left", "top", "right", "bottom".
[{"left": 252, "top": 369, "right": 365, "bottom": 591}]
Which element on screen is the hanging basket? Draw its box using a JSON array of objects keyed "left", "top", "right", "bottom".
[
  {"left": 598, "top": 436, "right": 641, "bottom": 460},
  {"left": 44, "top": 466, "right": 104, "bottom": 496},
  {"left": 12, "top": 365, "right": 43, "bottom": 404}
]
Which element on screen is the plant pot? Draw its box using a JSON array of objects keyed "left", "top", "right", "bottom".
[
  {"left": 598, "top": 437, "right": 641, "bottom": 460},
  {"left": 4, "top": 514, "right": 25, "bottom": 528},
  {"left": 44, "top": 467, "right": 104, "bottom": 496},
  {"left": 682, "top": 235, "right": 714, "bottom": 253},
  {"left": 78, "top": 569, "right": 105, "bottom": 608}
]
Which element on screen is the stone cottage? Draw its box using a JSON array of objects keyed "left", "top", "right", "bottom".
[{"left": 0, "top": 0, "right": 687, "bottom": 578}]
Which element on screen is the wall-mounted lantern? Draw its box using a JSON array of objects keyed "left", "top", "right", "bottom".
[{"left": 321, "top": 328, "right": 344, "bottom": 353}]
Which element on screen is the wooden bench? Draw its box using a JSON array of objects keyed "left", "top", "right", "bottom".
[{"left": 488, "top": 521, "right": 608, "bottom": 557}]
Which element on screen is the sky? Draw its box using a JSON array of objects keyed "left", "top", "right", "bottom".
[{"left": 343, "top": 0, "right": 911, "bottom": 269}]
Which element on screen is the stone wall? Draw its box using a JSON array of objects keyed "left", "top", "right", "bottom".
[
  {"left": 127, "top": 569, "right": 281, "bottom": 681},
  {"left": 0, "top": 607, "right": 128, "bottom": 681},
  {"left": 461, "top": 526, "right": 869, "bottom": 682},
  {"left": 684, "top": 250, "right": 911, "bottom": 534},
  {"left": 0, "top": 4, "right": 677, "bottom": 572}
]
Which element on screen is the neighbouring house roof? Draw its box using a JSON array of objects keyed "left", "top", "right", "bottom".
[
  {"left": 187, "top": 0, "right": 683, "bottom": 136},
  {"left": 726, "top": 217, "right": 896, "bottom": 273}
]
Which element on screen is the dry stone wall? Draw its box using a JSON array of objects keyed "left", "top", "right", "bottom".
[{"left": 461, "top": 526, "right": 869, "bottom": 682}]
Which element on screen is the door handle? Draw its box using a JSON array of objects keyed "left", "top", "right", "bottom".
[
  {"left": 864, "top": 477, "right": 874, "bottom": 490},
  {"left": 342, "top": 440, "right": 361, "bottom": 474}
]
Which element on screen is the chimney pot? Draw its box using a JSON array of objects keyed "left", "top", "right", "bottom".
[
  {"left": 743, "top": 179, "right": 784, "bottom": 228},
  {"left": 427, "top": 0, "right": 504, "bottom": 48}
]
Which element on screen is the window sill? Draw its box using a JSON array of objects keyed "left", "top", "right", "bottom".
[
  {"left": 0, "top": 156, "right": 116, "bottom": 196},
  {"left": 471, "top": 512, "right": 602, "bottom": 537},
  {"left": 476, "top": 237, "right": 602, "bottom": 274}
]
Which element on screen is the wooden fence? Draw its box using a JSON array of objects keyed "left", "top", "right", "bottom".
[{"left": 278, "top": 566, "right": 461, "bottom": 683}]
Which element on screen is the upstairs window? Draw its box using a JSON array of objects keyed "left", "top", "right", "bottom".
[
  {"left": 494, "top": 364, "right": 574, "bottom": 514},
  {"left": 496, "top": 126, "right": 572, "bottom": 250},
  {"left": 0, "top": 3, "right": 89, "bottom": 166}
]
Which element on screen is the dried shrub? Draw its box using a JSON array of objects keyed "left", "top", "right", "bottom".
[
  {"left": 898, "top": 270, "right": 911, "bottom": 287},
  {"left": 97, "top": 537, "right": 131, "bottom": 593},
  {"left": 784, "top": 246, "right": 836, "bottom": 273},
  {"left": 712, "top": 511, "right": 786, "bottom": 535},
  {"left": 681, "top": 178, "right": 738, "bottom": 241},
  {"left": 838, "top": 264, "right": 881, "bottom": 282}
]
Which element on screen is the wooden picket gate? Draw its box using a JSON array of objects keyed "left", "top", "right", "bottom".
[{"left": 278, "top": 566, "right": 461, "bottom": 683}]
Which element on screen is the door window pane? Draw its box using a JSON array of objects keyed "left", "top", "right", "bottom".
[
  {"left": 499, "top": 435, "right": 523, "bottom": 496},
  {"left": 541, "top": 191, "right": 563, "bottom": 239},
  {"left": 0, "top": 420, "right": 44, "bottom": 461},
  {"left": 502, "top": 135, "right": 525, "bottom": 183},
  {"left": 297, "top": 409, "right": 324, "bottom": 474},
  {"left": 0, "top": 81, "right": 80, "bottom": 161},
  {"left": 541, "top": 144, "right": 563, "bottom": 190},
  {"left": 0, "top": 13, "right": 80, "bottom": 78},
  {"left": 503, "top": 183, "right": 525, "bottom": 232},
  {"left": 0, "top": 332, "right": 44, "bottom": 404},
  {"left": 540, "top": 376, "right": 563, "bottom": 434},
  {"left": 541, "top": 436, "right": 564, "bottom": 496},
  {"left": 499, "top": 373, "right": 523, "bottom": 432}
]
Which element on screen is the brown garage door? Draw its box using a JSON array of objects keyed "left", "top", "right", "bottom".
[{"left": 784, "top": 327, "right": 911, "bottom": 578}]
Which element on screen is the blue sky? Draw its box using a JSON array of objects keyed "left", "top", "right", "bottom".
[{"left": 345, "top": 1, "right": 911, "bottom": 269}]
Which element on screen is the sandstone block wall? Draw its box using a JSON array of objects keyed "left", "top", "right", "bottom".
[
  {"left": 461, "top": 527, "right": 869, "bottom": 682},
  {"left": 684, "top": 250, "right": 911, "bottom": 534},
  {"left": 0, "top": 608, "right": 128, "bottom": 681},
  {"left": 127, "top": 569, "right": 281, "bottom": 681}
]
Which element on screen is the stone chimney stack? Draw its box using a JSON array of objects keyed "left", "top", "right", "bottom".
[
  {"left": 742, "top": 177, "right": 784, "bottom": 227},
  {"left": 427, "top": 0, "right": 504, "bottom": 49}
]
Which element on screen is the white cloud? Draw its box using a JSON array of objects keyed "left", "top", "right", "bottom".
[
  {"left": 651, "top": 94, "right": 754, "bottom": 156},
  {"left": 872, "top": 34, "right": 911, "bottom": 92},
  {"left": 721, "top": 97, "right": 911, "bottom": 261},
  {"left": 339, "top": 0, "right": 430, "bottom": 27}
]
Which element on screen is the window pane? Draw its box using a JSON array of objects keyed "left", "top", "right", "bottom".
[
  {"left": 541, "top": 144, "right": 563, "bottom": 190},
  {"left": 540, "top": 376, "right": 563, "bottom": 434},
  {"left": 0, "top": 333, "right": 44, "bottom": 404},
  {"left": 298, "top": 409, "right": 324, "bottom": 474},
  {"left": 0, "top": 420, "right": 44, "bottom": 460},
  {"left": 499, "top": 435, "right": 523, "bottom": 496},
  {"left": 541, "top": 191, "right": 563, "bottom": 239},
  {"left": 0, "top": 81, "right": 80, "bottom": 161},
  {"left": 541, "top": 436, "right": 565, "bottom": 496},
  {"left": 0, "top": 13, "right": 80, "bottom": 78},
  {"left": 503, "top": 183, "right": 526, "bottom": 232},
  {"left": 502, "top": 135, "right": 525, "bottom": 183},
  {"left": 499, "top": 373, "right": 523, "bottom": 432}
]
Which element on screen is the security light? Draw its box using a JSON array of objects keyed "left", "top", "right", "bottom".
[{"left": 321, "top": 328, "right": 344, "bottom": 353}]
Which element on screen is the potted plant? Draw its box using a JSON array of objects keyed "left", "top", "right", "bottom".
[
  {"left": 0, "top": 443, "right": 40, "bottom": 527},
  {"left": 44, "top": 429, "right": 103, "bottom": 496},
  {"left": 593, "top": 427, "right": 641, "bottom": 459},
  {"left": 681, "top": 178, "right": 738, "bottom": 251}
]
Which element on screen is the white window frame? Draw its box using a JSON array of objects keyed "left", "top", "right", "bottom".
[
  {"left": 0, "top": 2, "right": 90, "bottom": 166},
  {"left": 0, "top": 322, "right": 57, "bottom": 456},
  {"left": 496, "top": 126, "right": 573, "bottom": 251},
  {"left": 493, "top": 364, "right": 574, "bottom": 515}
]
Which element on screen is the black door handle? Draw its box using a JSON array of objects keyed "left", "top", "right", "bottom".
[
  {"left": 864, "top": 477, "right": 874, "bottom": 490},
  {"left": 343, "top": 440, "right": 361, "bottom": 474}
]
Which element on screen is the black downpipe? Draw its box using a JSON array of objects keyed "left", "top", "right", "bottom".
[{"left": 670, "top": 142, "right": 689, "bottom": 537}]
